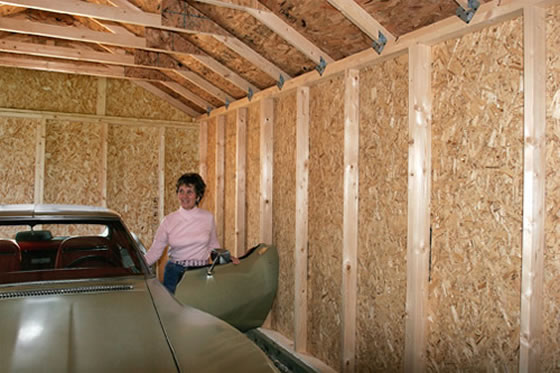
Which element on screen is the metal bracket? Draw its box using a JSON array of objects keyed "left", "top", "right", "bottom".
[
  {"left": 456, "top": 0, "right": 480, "bottom": 24},
  {"left": 277, "top": 74, "right": 285, "bottom": 90},
  {"left": 248, "top": 87, "right": 254, "bottom": 101},
  {"left": 372, "top": 31, "right": 387, "bottom": 55},
  {"left": 225, "top": 98, "right": 230, "bottom": 110},
  {"left": 206, "top": 106, "right": 212, "bottom": 116},
  {"left": 315, "top": 56, "right": 327, "bottom": 76}
]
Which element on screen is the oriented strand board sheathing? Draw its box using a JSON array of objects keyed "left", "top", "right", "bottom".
[
  {"left": 0, "top": 118, "right": 37, "bottom": 204},
  {"left": 43, "top": 120, "right": 104, "bottom": 206},
  {"left": 201, "top": 118, "right": 216, "bottom": 215},
  {"left": 356, "top": 55, "right": 408, "bottom": 372},
  {"left": 0, "top": 66, "right": 97, "bottom": 114},
  {"left": 223, "top": 111, "right": 237, "bottom": 251},
  {"left": 271, "top": 92, "right": 297, "bottom": 339},
  {"left": 186, "top": 2, "right": 315, "bottom": 77},
  {"left": 307, "top": 76, "right": 344, "bottom": 368},
  {"left": 164, "top": 126, "right": 199, "bottom": 216},
  {"left": 428, "top": 18, "right": 524, "bottom": 371},
  {"left": 107, "top": 125, "right": 160, "bottom": 251},
  {"left": 106, "top": 79, "right": 192, "bottom": 121},
  {"left": 245, "top": 102, "right": 261, "bottom": 248},
  {"left": 543, "top": 5, "right": 560, "bottom": 370}
]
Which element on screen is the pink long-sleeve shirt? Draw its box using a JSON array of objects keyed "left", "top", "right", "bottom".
[{"left": 144, "top": 207, "right": 220, "bottom": 266}]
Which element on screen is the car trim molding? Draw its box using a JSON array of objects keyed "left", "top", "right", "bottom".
[{"left": 0, "top": 284, "right": 134, "bottom": 299}]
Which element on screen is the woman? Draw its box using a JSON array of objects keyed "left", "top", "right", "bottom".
[{"left": 144, "top": 173, "right": 219, "bottom": 294}]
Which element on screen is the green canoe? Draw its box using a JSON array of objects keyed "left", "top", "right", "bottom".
[{"left": 174, "top": 244, "right": 279, "bottom": 332}]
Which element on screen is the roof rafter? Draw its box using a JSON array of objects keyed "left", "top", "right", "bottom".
[
  {"left": 325, "top": 0, "right": 395, "bottom": 43},
  {"left": 193, "top": 0, "right": 335, "bottom": 64},
  {"left": 134, "top": 80, "right": 201, "bottom": 117},
  {"left": 161, "top": 80, "right": 214, "bottom": 110}
]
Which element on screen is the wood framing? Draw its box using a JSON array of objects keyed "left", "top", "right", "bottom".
[
  {"left": 404, "top": 43, "right": 432, "bottom": 372},
  {"left": 520, "top": 5, "right": 546, "bottom": 372},
  {"left": 199, "top": 120, "right": 208, "bottom": 181},
  {"left": 341, "top": 69, "right": 359, "bottom": 373},
  {"left": 216, "top": 115, "right": 226, "bottom": 246},
  {"left": 294, "top": 86, "right": 310, "bottom": 353},
  {"left": 33, "top": 119, "right": 45, "bottom": 205},
  {"left": 133, "top": 81, "right": 200, "bottom": 117},
  {"left": 259, "top": 98, "right": 274, "bottom": 245},
  {"left": 96, "top": 77, "right": 108, "bottom": 207},
  {"left": 235, "top": 108, "right": 247, "bottom": 256}
]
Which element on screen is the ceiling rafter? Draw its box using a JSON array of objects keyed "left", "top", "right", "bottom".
[
  {"left": 325, "top": 0, "right": 395, "bottom": 43},
  {"left": 133, "top": 80, "right": 201, "bottom": 117},
  {"left": 161, "top": 80, "right": 214, "bottom": 110},
  {"left": 193, "top": 0, "right": 335, "bottom": 64}
]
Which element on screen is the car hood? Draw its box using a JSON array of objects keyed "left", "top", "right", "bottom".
[{"left": 0, "top": 278, "right": 178, "bottom": 373}]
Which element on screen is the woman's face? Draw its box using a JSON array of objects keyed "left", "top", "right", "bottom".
[{"left": 177, "top": 184, "right": 197, "bottom": 210}]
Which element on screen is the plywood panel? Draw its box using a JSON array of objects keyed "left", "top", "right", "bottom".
[
  {"left": 357, "top": 54, "right": 408, "bottom": 372},
  {"left": 202, "top": 117, "right": 216, "bottom": 215},
  {"left": 307, "top": 76, "right": 344, "bottom": 368},
  {"left": 224, "top": 111, "right": 237, "bottom": 251},
  {"left": 43, "top": 120, "right": 104, "bottom": 206},
  {"left": 107, "top": 125, "right": 160, "bottom": 250},
  {"left": 0, "top": 118, "right": 37, "bottom": 204},
  {"left": 106, "top": 79, "right": 192, "bottom": 121},
  {"left": 543, "top": 4, "right": 560, "bottom": 370},
  {"left": 428, "top": 18, "right": 524, "bottom": 371},
  {"left": 164, "top": 126, "right": 199, "bottom": 216},
  {"left": 0, "top": 66, "right": 97, "bottom": 114},
  {"left": 246, "top": 102, "right": 261, "bottom": 248},
  {"left": 271, "top": 92, "right": 297, "bottom": 340}
]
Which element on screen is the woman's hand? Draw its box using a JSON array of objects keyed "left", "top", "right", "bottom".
[{"left": 232, "top": 256, "right": 240, "bottom": 265}]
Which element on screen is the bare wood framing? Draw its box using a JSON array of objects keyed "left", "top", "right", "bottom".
[
  {"left": 404, "top": 43, "right": 432, "bottom": 372},
  {"left": 133, "top": 81, "right": 200, "bottom": 117},
  {"left": 294, "top": 86, "right": 310, "bottom": 353},
  {"left": 199, "top": 120, "right": 208, "bottom": 181},
  {"left": 158, "top": 127, "right": 166, "bottom": 222},
  {"left": 162, "top": 81, "right": 213, "bottom": 111},
  {"left": 235, "top": 108, "right": 248, "bottom": 256},
  {"left": 216, "top": 115, "right": 226, "bottom": 246},
  {"left": 201, "top": 0, "right": 554, "bottom": 120},
  {"left": 0, "top": 107, "right": 197, "bottom": 129},
  {"left": 33, "top": 119, "right": 46, "bottom": 205},
  {"left": 97, "top": 77, "right": 108, "bottom": 207},
  {"left": 520, "top": 5, "right": 546, "bottom": 372},
  {"left": 325, "top": 0, "right": 395, "bottom": 42},
  {"left": 260, "top": 98, "right": 274, "bottom": 245},
  {"left": 341, "top": 68, "right": 359, "bottom": 373}
]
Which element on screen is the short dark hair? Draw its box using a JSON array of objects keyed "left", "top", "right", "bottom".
[{"left": 176, "top": 173, "right": 206, "bottom": 204}]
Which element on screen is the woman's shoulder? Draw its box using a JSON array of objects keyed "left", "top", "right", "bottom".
[{"left": 194, "top": 207, "right": 214, "bottom": 218}]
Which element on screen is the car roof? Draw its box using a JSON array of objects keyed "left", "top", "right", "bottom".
[{"left": 0, "top": 204, "right": 121, "bottom": 220}]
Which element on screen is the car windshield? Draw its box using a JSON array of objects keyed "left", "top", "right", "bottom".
[{"left": 0, "top": 218, "right": 146, "bottom": 285}]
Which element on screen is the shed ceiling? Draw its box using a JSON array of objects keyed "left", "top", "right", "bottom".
[{"left": 0, "top": 0, "right": 487, "bottom": 118}]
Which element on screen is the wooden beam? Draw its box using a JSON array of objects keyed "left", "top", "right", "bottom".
[
  {"left": 215, "top": 115, "right": 226, "bottom": 246},
  {"left": 199, "top": 120, "right": 208, "bottom": 181},
  {"left": 259, "top": 98, "right": 273, "bottom": 245},
  {"left": 193, "top": 55, "right": 258, "bottom": 94},
  {"left": 0, "top": 107, "right": 198, "bottom": 129},
  {"left": 174, "top": 69, "right": 233, "bottom": 104},
  {"left": 235, "top": 107, "right": 247, "bottom": 256},
  {"left": 294, "top": 86, "right": 309, "bottom": 353},
  {"left": 0, "top": 0, "right": 162, "bottom": 27},
  {"left": 341, "top": 68, "right": 359, "bottom": 373},
  {"left": 161, "top": 81, "right": 213, "bottom": 110},
  {"left": 133, "top": 80, "right": 201, "bottom": 117},
  {"left": 33, "top": 119, "right": 45, "bottom": 205},
  {"left": 520, "top": 5, "right": 546, "bottom": 372},
  {"left": 325, "top": 0, "right": 395, "bottom": 42},
  {"left": 404, "top": 43, "right": 432, "bottom": 373},
  {"left": 96, "top": 77, "right": 108, "bottom": 208}
]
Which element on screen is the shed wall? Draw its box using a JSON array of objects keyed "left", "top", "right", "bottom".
[
  {"left": 224, "top": 111, "right": 237, "bottom": 252},
  {"left": 246, "top": 102, "right": 261, "bottom": 248}
]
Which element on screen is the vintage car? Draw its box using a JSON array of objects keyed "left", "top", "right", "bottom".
[{"left": 0, "top": 204, "right": 279, "bottom": 373}]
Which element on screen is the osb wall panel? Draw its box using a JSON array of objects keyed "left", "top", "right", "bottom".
[
  {"left": 202, "top": 118, "right": 216, "bottom": 222},
  {"left": 223, "top": 111, "right": 237, "bottom": 252},
  {"left": 164, "top": 126, "right": 199, "bottom": 216},
  {"left": 271, "top": 92, "right": 297, "bottom": 339},
  {"left": 356, "top": 54, "right": 408, "bottom": 372},
  {"left": 0, "top": 118, "right": 37, "bottom": 204},
  {"left": 543, "top": 5, "right": 560, "bottom": 370},
  {"left": 0, "top": 66, "right": 97, "bottom": 114},
  {"left": 107, "top": 125, "right": 160, "bottom": 250},
  {"left": 308, "top": 76, "right": 344, "bottom": 368},
  {"left": 105, "top": 79, "right": 192, "bottom": 122},
  {"left": 43, "top": 120, "right": 104, "bottom": 206},
  {"left": 245, "top": 102, "right": 261, "bottom": 248},
  {"left": 429, "top": 18, "right": 524, "bottom": 370}
]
